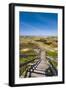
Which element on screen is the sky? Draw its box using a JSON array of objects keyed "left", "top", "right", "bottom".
[{"left": 19, "top": 12, "right": 58, "bottom": 36}]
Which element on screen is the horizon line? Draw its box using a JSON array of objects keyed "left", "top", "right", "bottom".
[{"left": 20, "top": 35, "right": 58, "bottom": 37}]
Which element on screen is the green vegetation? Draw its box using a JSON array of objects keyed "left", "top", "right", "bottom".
[
  {"left": 20, "top": 39, "right": 39, "bottom": 49},
  {"left": 20, "top": 65, "right": 30, "bottom": 77},
  {"left": 35, "top": 36, "right": 58, "bottom": 48},
  {"left": 51, "top": 60, "right": 58, "bottom": 68},
  {"left": 46, "top": 50, "right": 58, "bottom": 69},
  {"left": 19, "top": 36, "right": 58, "bottom": 77},
  {"left": 46, "top": 50, "right": 57, "bottom": 58},
  {"left": 20, "top": 56, "right": 37, "bottom": 63},
  {"left": 20, "top": 49, "right": 37, "bottom": 55},
  {"left": 19, "top": 48, "right": 38, "bottom": 77},
  {"left": 20, "top": 49, "right": 38, "bottom": 63}
]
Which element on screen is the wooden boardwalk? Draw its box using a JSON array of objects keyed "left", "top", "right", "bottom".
[
  {"left": 29, "top": 50, "right": 49, "bottom": 77},
  {"left": 20, "top": 40, "right": 57, "bottom": 78}
]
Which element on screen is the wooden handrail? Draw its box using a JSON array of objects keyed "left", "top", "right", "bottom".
[
  {"left": 20, "top": 57, "right": 40, "bottom": 68},
  {"left": 46, "top": 56, "right": 58, "bottom": 75}
]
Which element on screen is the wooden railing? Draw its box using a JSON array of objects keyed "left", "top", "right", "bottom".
[
  {"left": 46, "top": 56, "right": 58, "bottom": 76},
  {"left": 20, "top": 57, "right": 40, "bottom": 77},
  {"left": 20, "top": 57, "right": 40, "bottom": 68},
  {"left": 20, "top": 54, "right": 58, "bottom": 77}
]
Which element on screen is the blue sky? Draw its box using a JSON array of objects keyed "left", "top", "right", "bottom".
[{"left": 19, "top": 12, "right": 58, "bottom": 36}]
